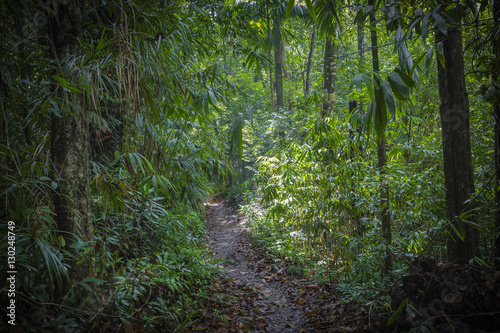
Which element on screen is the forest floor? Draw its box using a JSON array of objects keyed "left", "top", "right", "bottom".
[
  {"left": 188, "top": 200, "right": 382, "bottom": 332},
  {"left": 187, "top": 200, "right": 500, "bottom": 333},
  {"left": 204, "top": 200, "right": 306, "bottom": 332}
]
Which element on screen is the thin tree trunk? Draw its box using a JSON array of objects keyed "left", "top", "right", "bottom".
[
  {"left": 322, "top": 33, "right": 337, "bottom": 119},
  {"left": 282, "top": 27, "right": 293, "bottom": 113},
  {"left": 273, "top": 16, "right": 284, "bottom": 110},
  {"left": 356, "top": 21, "right": 365, "bottom": 158},
  {"left": 493, "top": 0, "right": 500, "bottom": 270},
  {"left": 357, "top": 22, "right": 365, "bottom": 67},
  {"left": 436, "top": 25, "right": 478, "bottom": 264},
  {"left": 356, "top": 21, "right": 365, "bottom": 113},
  {"left": 305, "top": 23, "right": 316, "bottom": 95},
  {"left": 270, "top": 63, "right": 275, "bottom": 112},
  {"left": 47, "top": 0, "right": 93, "bottom": 286},
  {"left": 348, "top": 101, "right": 357, "bottom": 162},
  {"left": 369, "top": 0, "right": 391, "bottom": 272},
  {"left": 266, "top": 0, "right": 275, "bottom": 112}
]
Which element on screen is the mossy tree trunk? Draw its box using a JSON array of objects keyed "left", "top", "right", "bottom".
[
  {"left": 436, "top": 25, "right": 478, "bottom": 264},
  {"left": 369, "top": 0, "right": 392, "bottom": 272},
  {"left": 47, "top": 0, "right": 93, "bottom": 285},
  {"left": 321, "top": 34, "right": 337, "bottom": 119},
  {"left": 273, "top": 16, "right": 284, "bottom": 111},
  {"left": 493, "top": 0, "right": 500, "bottom": 270},
  {"left": 266, "top": 0, "right": 275, "bottom": 112}
]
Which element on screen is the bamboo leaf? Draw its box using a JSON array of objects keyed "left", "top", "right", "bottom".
[
  {"left": 436, "top": 41, "right": 445, "bottom": 68},
  {"left": 421, "top": 12, "right": 431, "bottom": 44},
  {"left": 153, "top": 175, "right": 159, "bottom": 196},
  {"left": 349, "top": 74, "right": 364, "bottom": 92},
  {"left": 305, "top": 0, "right": 316, "bottom": 22},
  {"left": 425, "top": 46, "right": 434, "bottom": 77},
  {"left": 432, "top": 12, "right": 447, "bottom": 35},
  {"left": 363, "top": 74, "right": 375, "bottom": 100},
  {"left": 388, "top": 299, "right": 408, "bottom": 326},
  {"left": 388, "top": 72, "right": 410, "bottom": 100},
  {"left": 286, "top": 0, "right": 295, "bottom": 17},
  {"left": 208, "top": 89, "right": 217, "bottom": 107},
  {"left": 382, "top": 80, "right": 396, "bottom": 118},
  {"left": 394, "top": 68, "right": 416, "bottom": 89},
  {"left": 53, "top": 75, "right": 82, "bottom": 94}
]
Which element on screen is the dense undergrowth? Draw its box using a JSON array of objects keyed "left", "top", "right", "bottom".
[
  {"left": 2, "top": 0, "right": 500, "bottom": 332},
  {"left": 2, "top": 203, "right": 221, "bottom": 331},
  {"left": 240, "top": 138, "right": 446, "bottom": 306},
  {"left": 235, "top": 84, "right": 498, "bottom": 322},
  {"left": 0, "top": 1, "right": 237, "bottom": 331},
  {"left": 0, "top": 142, "right": 228, "bottom": 331}
]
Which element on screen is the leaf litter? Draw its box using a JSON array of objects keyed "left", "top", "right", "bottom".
[
  {"left": 187, "top": 200, "right": 380, "bottom": 333},
  {"left": 187, "top": 200, "right": 500, "bottom": 333}
]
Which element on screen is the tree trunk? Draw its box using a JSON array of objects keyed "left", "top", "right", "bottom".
[
  {"left": 273, "top": 16, "right": 284, "bottom": 110},
  {"left": 356, "top": 21, "right": 365, "bottom": 158},
  {"left": 304, "top": 23, "right": 316, "bottom": 95},
  {"left": 494, "top": 0, "right": 500, "bottom": 270},
  {"left": 369, "top": 0, "right": 392, "bottom": 272},
  {"left": 266, "top": 0, "right": 275, "bottom": 112},
  {"left": 436, "top": 26, "right": 478, "bottom": 264},
  {"left": 357, "top": 22, "right": 365, "bottom": 67},
  {"left": 356, "top": 21, "right": 365, "bottom": 115},
  {"left": 322, "top": 34, "right": 337, "bottom": 119},
  {"left": 47, "top": 0, "right": 93, "bottom": 285},
  {"left": 269, "top": 61, "right": 275, "bottom": 112}
]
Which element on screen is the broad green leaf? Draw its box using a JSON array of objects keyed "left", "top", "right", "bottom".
[
  {"left": 382, "top": 80, "right": 396, "bottom": 118},
  {"left": 246, "top": 52, "right": 255, "bottom": 69},
  {"left": 364, "top": 101, "right": 374, "bottom": 135},
  {"left": 53, "top": 75, "right": 82, "bottom": 94},
  {"left": 128, "top": 153, "right": 137, "bottom": 174},
  {"left": 286, "top": 0, "right": 295, "bottom": 17},
  {"left": 388, "top": 299, "right": 408, "bottom": 326},
  {"left": 153, "top": 175, "right": 159, "bottom": 196},
  {"left": 432, "top": 12, "right": 447, "bottom": 35},
  {"left": 349, "top": 74, "right": 364, "bottom": 92},
  {"left": 421, "top": 12, "right": 431, "bottom": 44},
  {"left": 388, "top": 72, "right": 410, "bottom": 100},
  {"left": 437, "top": 41, "right": 444, "bottom": 55},
  {"left": 436, "top": 41, "right": 445, "bottom": 68},
  {"left": 425, "top": 46, "right": 434, "bottom": 77},
  {"left": 449, "top": 223, "right": 466, "bottom": 241},
  {"left": 394, "top": 68, "right": 416, "bottom": 89},
  {"left": 410, "top": 50, "right": 426, "bottom": 78},
  {"left": 208, "top": 90, "right": 217, "bottom": 107},
  {"left": 305, "top": 0, "right": 316, "bottom": 22},
  {"left": 363, "top": 74, "right": 375, "bottom": 100},
  {"left": 49, "top": 100, "right": 62, "bottom": 117}
]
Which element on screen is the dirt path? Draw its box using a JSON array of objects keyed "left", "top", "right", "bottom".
[
  {"left": 204, "top": 201, "right": 306, "bottom": 332},
  {"left": 198, "top": 201, "right": 500, "bottom": 333}
]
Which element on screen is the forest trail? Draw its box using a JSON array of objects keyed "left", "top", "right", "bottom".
[{"left": 205, "top": 201, "right": 307, "bottom": 332}]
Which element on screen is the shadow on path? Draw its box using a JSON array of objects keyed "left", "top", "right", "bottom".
[{"left": 205, "top": 201, "right": 306, "bottom": 332}]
